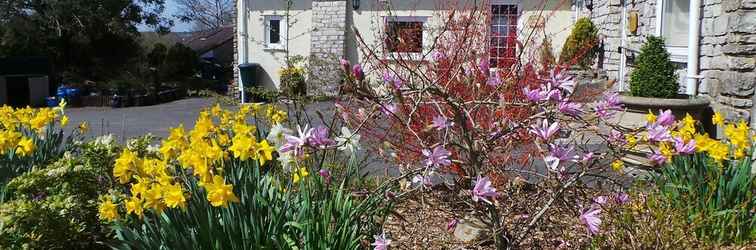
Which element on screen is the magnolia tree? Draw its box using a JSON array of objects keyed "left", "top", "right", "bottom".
[{"left": 331, "top": 0, "right": 634, "bottom": 247}]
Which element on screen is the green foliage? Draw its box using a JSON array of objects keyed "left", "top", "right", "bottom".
[
  {"left": 629, "top": 36, "right": 679, "bottom": 98},
  {"left": 593, "top": 190, "right": 709, "bottom": 249},
  {"left": 161, "top": 43, "right": 201, "bottom": 82},
  {"left": 110, "top": 153, "right": 392, "bottom": 249},
  {"left": 558, "top": 18, "right": 599, "bottom": 69},
  {"left": 281, "top": 56, "right": 307, "bottom": 97},
  {"left": 656, "top": 151, "right": 756, "bottom": 244},
  {"left": 0, "top": 137, "right": 119, "bottom": 249},
  {"left": 0, "top": 0, "right": 171, "bottom": 81},
  {"left": 0, "top": 125, "right": 77, "bottom": 189}
]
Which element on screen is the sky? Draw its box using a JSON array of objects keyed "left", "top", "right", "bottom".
[{"left": 138, "top": 0, "right": 193, "bottom": 32}]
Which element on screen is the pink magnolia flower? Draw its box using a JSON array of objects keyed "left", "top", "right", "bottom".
[
  {"left": 431, "top": 115, "right": 453, "bottom": 130},
  {"left": 472, "top": 176, "right": 499, "bottom": 204},
  {"left": 544, "top": 143, "right": 577, "bottom": 172},
  {"left": 319, "top": 168, "right": 332, "bottom": 185},
  {"left": 523, "top": 87, "right": 545, "bottom": 102},
  {"left": 478, "top": 58, "right": 490, "bottom": 76},
  {"left": 581, "top": 152, "right": 595, "bottom": 165},
  {"left": 558, "top": 101, "right": 583, "bottom": 116},
  {"left": 609, "top": 130, "right": 624, "bottom": 144},
  {"left": 446, "top": 218, "right": 459, "bottom": 232},
  {"left": 549, "top": 70, "right": 576, "bottom": 95},
  {"left": 380, "top": 103, "right": 397, "bottom": 116},
  {"left": 649, "top": 152, "right": 668, "bottom": 165},
  {"left": 614, "top": 192, "right": 630, "bottom": 205},
  {"left": 655, "top": 109, "right": 676, "bottom": 127},
  {"left": 487, "top": 72, "right": 502, "bottom": 87},
  {"left": 411, "top": 175, "right": 433, "bottom": 187},
  {"left": 432, "top": 50, "right": 446, "bottom": 61},
  {"left": 540, "top": 84, "right": 563, "bottom": 102},
  {"left": 647, "top": 125, "right": 672, "bottom": 142},
  {"left": 307, "top": 126, "right": 335, "bottom": 149},
  {"left": 593, "top": 196, "right": 608, "bottom": 205},
  {"left": 352, "top": 64, "right": 364, "bottom": 81},
  {"left": 371, "top": 232, "right": 391, "bottom": 250},
  {"left": 340, "top": 59, "right": 350, "bottom": 72},
  {"left": 382, "top": 71, "right": 403, "bottom": 89},
  {"left": 530, "top": 119, "right": 560, "bottom": 141},
  {"left": 279, "top": 126, "right": 313, "bottom": 157},
  {"left": 674, "top": 137, "right": 696, "bottom": 155},
  {"left": 422, "top": 146, "right": 452, "bottom": 168},
  {"left": 580, "top": 207, "right": 602, "bottom": 236},
  {"left": 594, "top": 92, "right": 622, "bottom": 119}
]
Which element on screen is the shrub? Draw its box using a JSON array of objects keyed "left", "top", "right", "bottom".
[
  {"left": 629, "top": 36, "right": 679, "bottom": 98},
  {"left": 280, "top": 56, "right": 307, "bottom": 97},
  {"left": 558, "top": 17, "right": 599, "bottom": 69},
  {"left": 0, "top": 136, "right": 119, "bottom": 249},
  {"left": 161, "top": 43, "right": 200, "bottom": 82}
]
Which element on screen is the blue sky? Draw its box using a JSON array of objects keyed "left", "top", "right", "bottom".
[{"left": 138, "top": 0, "right": 193, "bottom": 32}]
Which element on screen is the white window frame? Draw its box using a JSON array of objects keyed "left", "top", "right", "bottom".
[
  {"left": 490, "top": 0, "right": 521, "bottom": 69},
  {"left": 655, "top": 0, "right": 688, "bottom": 62},
  {"left": 264, "top": 15, "right": 286, "bottom": 51},
  {"left": 383, "top": 16, "right": 429, "bottom": 60}
]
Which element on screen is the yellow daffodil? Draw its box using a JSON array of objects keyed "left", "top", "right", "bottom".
[
  {"left": 125, "top": 196, "right": 144, "bottom": 217},
  {"left": 712, "top": 112, "right": 724, "bottom": 126},
  {"left": 78, "top": 121, "right": 89, "bottom": 134},
  {"left": 98, "top": 198, "right": 119, "bottom": 221},
  {"left": 205, "top": 175, "right": 239, "bottom": 207},
  {"left": 611, "top": 160, "right": 624, "bottom": 172},
  {"left": 229, "top": 135, "right": 255, "bottom": 161},
  {"left": 143, "top": 184, "right": 164, "bottom": 212},
  {"left": 256, "top": 140, "right": 275, "bottom": 166},
  {"left": 16, "top": 137, "right": 35, "bottom": 157},
  {"left": 645, "top": 110, "right": 657, "bottom": 124},
  {"left": 60, "top": 115, "right": 69, "bottom": 127},
  {"left": 293, "top": 167, "right": 309, "bottom": 183},
  {"left": 708, "top": 141, "right": 729, "bottom": 163},
  {"left": 163, "top": 183, "right": 187, "bottom": 209},
  {"left": 625, "top": 134, "right": 637, "bottom": 149},
  {"left": 114, "top": 149, "right": 138, "bottom": 184}
]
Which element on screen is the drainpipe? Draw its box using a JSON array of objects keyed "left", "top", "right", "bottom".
[
  {"left": 238, "top": 0, "right": 249, "bottom": 104},
  {"left": 686, "top": 0, "right": 702, "bottom": 97},
  {"left": 618, "top": 2, "right": 628, "bottom": 92}
]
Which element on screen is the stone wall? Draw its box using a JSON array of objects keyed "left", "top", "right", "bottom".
[
  {"left": 308, "top": 0, "right": 348, "bottom": 96},
  {"left": 699, "top": 0, "right": 756, "bottom": 123},
  {"left": 591, "top": 0, "right": 756, "bottom": 126}
]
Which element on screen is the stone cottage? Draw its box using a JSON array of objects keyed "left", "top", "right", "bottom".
[
  {"left": 588, "top": 0, "right": 756, "bottom": 125},
  {"left": 233, "top": 0, "right": 592, "bottom": 98}
]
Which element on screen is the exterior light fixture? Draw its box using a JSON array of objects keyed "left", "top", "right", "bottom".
[{"left": 353, "top": 0, "right": 360, "bottom": 10}]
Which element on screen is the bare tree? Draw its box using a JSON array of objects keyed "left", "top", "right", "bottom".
[{"left": 175, "top": 0, "right": 233, "bottom": 31}]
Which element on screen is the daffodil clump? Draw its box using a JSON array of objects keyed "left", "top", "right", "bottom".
[
  {"left": 0, "top": 101, "right": 70, "bottom": 157},
  {"left": 642, "top": 110, "right": 754, "bottom": 166},
  {"left": 99, "top": 104, "right": 287, "bottom": 221}
]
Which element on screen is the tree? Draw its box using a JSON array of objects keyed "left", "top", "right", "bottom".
[
  {"left": 175, "top": 0, "right": 233, "bottom": 31},
  {"left": 0, "top": 0, "right": 172, "bottom": 81},
  {"left": 629, "top": 36, "right": 679, "bottom": 98},
  {"left": 161, "top": 43, "right": 199, "bottom": 81},
  {"left": 558, "top": 17, "right": 599, "bottom": 69}
]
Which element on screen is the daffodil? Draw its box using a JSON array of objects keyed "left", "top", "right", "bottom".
[
  {"left": 60, "top": 115, "right": 69, "bottom": 127},
  {"left": 114, "top": 150, "right": 138, "bottom": 184},
  {"left": 98, "top": 198, "right": 119, "bottom": 221},
  {"left": 611, "top": 160, "right": 624, "bottom": 172},
  {"left": 125, "top": 196, "right": 144, "bottom": 217},
  {"left": 645, "top": 110, "right": 657, "bottom": 124},
  {"left": 78, "top": 121, "right": 89, "bottom": 134},
  {"left": 256, "top": 140, "right": 275, "bottom": 166},
  {"left": 205, "top": 175, "right": 239, "bottom": 207},
  {"left": 16, "top": 137, "right": 34, "bottom": 157},
  {"left": 229, "top": 134, "right": 255, "bottom": 161},
  {"left": 163, "top": 183, "right": 187, "bottom": 209},
  {"left": 143, "top": 184, "right": 164, "bottom": 212},
  {"left": 292, "top": 167, "right": 309, "bottom": 183},
  {"left": 712, "top": 112, "right": 724, "bottom": 126}
]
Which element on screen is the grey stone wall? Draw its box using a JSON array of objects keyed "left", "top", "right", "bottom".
[
  {"left": 308, "top": 0, "right": 348, "bottom": 96},
  {"left": 591, "top": 0, "right": 756, "bottom": 125}
]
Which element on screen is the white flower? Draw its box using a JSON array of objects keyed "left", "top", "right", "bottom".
[
  {"left": 277, "top": 151, "right": 296, "bottom": 173},
  {"left": 267, "top": 124, "right": 292, "bottom": 147},
  {"left": 335, "top": 127, "right": 361, "bottom": 154},
  {"left": 93, "top": 134, "right": 115, "bottom": 146}
]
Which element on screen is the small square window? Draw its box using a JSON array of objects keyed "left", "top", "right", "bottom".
[
  {"left": 385, "top": 18, "right": 425, "bottom": 53},
  {"left": 265, "top": 16, "right": 285, "bottom": 50}
]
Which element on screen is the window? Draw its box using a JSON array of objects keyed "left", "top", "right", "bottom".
[
  {"left": 661, "top": 0, "right": 689, "bottom": 47},
  {"left": 490, "top": 4, "right": 518, "bottom": 68},
  {"left": 385, "top": 17, "right": 426, "bottom": 53},
  {"left": 265, "top": 15, "right": 285, "bottom": 50}
]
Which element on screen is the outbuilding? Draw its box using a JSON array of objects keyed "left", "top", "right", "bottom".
[{"left": 0, "top": 57, "right": 51, "bottom": 107}]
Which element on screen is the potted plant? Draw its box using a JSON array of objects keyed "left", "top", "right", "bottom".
[{"left": 618, "top": 36, "right": 710, "bottom": 129}]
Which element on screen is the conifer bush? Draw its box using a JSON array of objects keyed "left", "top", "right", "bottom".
[
  {"left": 629, "top": 36, "right": 679, "bottom": 98},
  {"left": 558, "top": 17, "right": 599, "bottom": 69}
]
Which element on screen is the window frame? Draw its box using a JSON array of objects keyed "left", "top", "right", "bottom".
[
  {"left": 264, "top": 15, "right": 286, "bottom": 51},
  {"left": 383, "top": 16, "right": 429, "bottom": 59},
  {"left": 489, "top": 1, "right": 521, "bottom": 69},
  {"left": 655, "top": 0, "right": 689, "bottom": 62}
]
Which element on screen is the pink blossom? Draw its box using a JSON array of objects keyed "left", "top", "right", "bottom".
[
  {"left": 581, "top": 152, "right": 595, "bottom": 165},
  {"left": 674, "top": 137, "right": 696, "bottom": 155},
  {"left": 655, "top": 109, "right": 675, "bottom": 127},
  {"left": 472, "top": 176, "right": 498, "bottom": 204},
  {"left": 433, "top": 51, "right": 446, "bottom": 61},
  {"left": 594, "top": 92, "right": 622, "bottom": 119},
  {"left": 380, "top": 103, "right": 397, "bottom": 116},
  {"left": 279, "top": 126, "right": 313, "bottom": 157},
  {"left": 352, "top": 64, "right": 364, "bottom": 81},
  {"left": 340, "top": 59, "right": 351, "bottom": 72},
  {"left": 487, "top": 72, "right": 502, "bottom": 86},
  {"left": 319, "top": 168, "right": 332, "bottom": 185},
  {"left": 529, "top": 119, "right": 560, "bottom": 141},
  {"left": 540, "top": 84, "right": 563, "bottom": 102},
  {"left": 609, "top": 130, "right": 624, "bottom": 144},
  {"left": 383, "top": 71, "right": 403, "bottom": 89},
  {"left": 371, "top": 232, "right": 391, "bottom": 250},
  {"left": 446, "top": 218, "right": 459, "bottom": 232},
  {"left": 478, "top": 58, "right": 490, "bottom": 76},
  {"left": 523, "top": 87, "right": 545, "bottom": 102},
  {"left": 411, "top": 175, "right": 433, "bottom": 187},
  {"left": 544, "top": 143, "right": 577, "bottom": 172},
  {"left": 649, "top": 152, "right": 668, "bottom": 165},
  {"left": 580, "top": 207, "right": 602, "bottom": 235},
  {"left": 549, "top": 70, "right": 576, "bottom": 94},
  {"left": 431, "top": 115, "right": 453, "bottom": 130},
  {"left": 593, "top": 196, "right": 608, "bottom": 205},
  {"left": 614, "top": 192, "right": 630, "bottom": 205},
  {"left": 422, "top": 146, "right": 452, "bottom": 168},
  {"left": 306, "top": 126, "right": 335, "bottom": 149},
  {"left": 647, "top": 125, "right": 672, "bottom": 142},
  {"left": 558, "top": 101, "right": 583, "bottom": 116}
]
